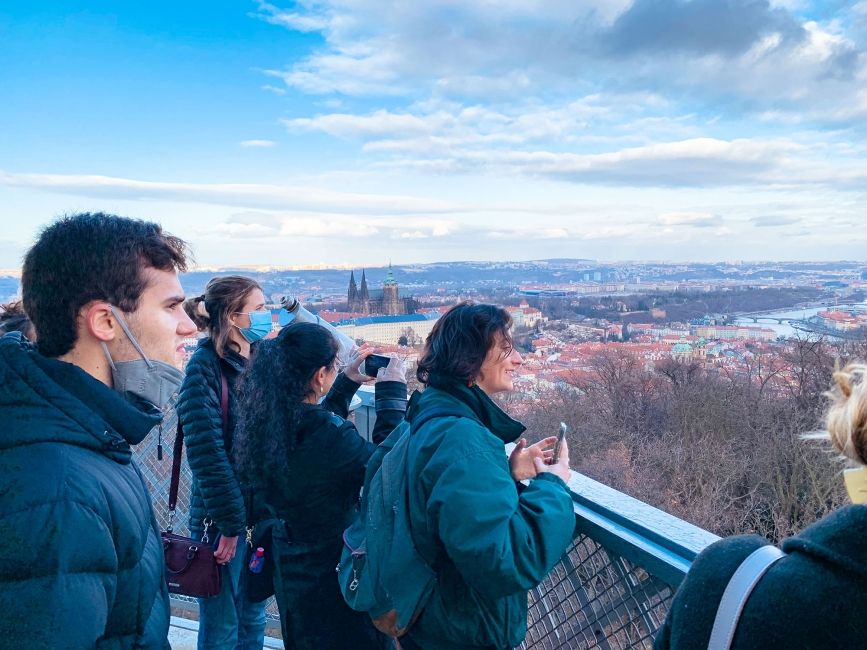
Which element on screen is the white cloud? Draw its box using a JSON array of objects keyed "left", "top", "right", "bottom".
[
  {"left": 261, "top": 84, "right": 287, "bottom": 96},
  {"left": 240, "top": 139, "right": 276, "bottom": 148},
  {"left": 256, "top": 0, "right": 867, "bottom": 128},
  {"left": 0, "top": 170, "right": 458, "bottom": 214},
  {"left": 214, "top": 222, "right": 276, "bottom": 237},
  {"left": 657, "top": 212, "right": 719, "bottom": 227},
  {"left": 253, "top": 1, "right": 331, "bottom": 32},
  {"left": 749, "top": 215, "right": 802, "bottom": 227}
]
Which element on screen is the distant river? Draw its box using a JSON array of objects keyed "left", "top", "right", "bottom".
[{"left": 733, "top": 303, "right": 867, "bottom": 337}]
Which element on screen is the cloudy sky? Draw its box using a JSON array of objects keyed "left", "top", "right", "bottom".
[{"left": 1, "top": 1, "right": 866, "bottom": 269}]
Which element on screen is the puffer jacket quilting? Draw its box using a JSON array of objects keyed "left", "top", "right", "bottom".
[
  {"left": 0, "top": 332, "right": 170, "bottom": 649},
  {"left": 176, "top": 338, "right": 246, "bottom": 540}
]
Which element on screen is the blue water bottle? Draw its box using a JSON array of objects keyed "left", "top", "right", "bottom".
[{"left": 248, "top": 547, "right": 265, "bottom": 574}]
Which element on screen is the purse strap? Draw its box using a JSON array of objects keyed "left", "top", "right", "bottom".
[
  {"left": 165, "top": 368, "right": 229, "bottom": 533},
  {"left": 220, "top": 365, "right": 230, "bottom": 447},
  {"left": 166, "top": 418, "right": 184, "bottom": 533},
  {"left": 707, "top": 544, "right": 785, "bottom": 650}
]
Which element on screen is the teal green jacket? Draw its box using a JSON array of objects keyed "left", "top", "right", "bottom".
[{"left": 405, "top": 380, "right": 575, "bottom": 649}]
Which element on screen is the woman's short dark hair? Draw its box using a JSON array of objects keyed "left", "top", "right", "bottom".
[
  {"left": 417, "top": 302, "right": 513, "bottom": 386},
  {"left": 234, "top": 322, "right": 339, "bottom": 486},
  {"left": 22, "top": 212, "right": 189, "bottom": 357},
  {"left": 0, "top": 301, "right": 35, "bottom": 341},
  {"left": 183, "top": 275, "right": 262, "bottom": 358}
]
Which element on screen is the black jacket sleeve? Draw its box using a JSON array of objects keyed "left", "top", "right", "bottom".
[
  {"left": 322, "top": 373, "right": 362, "bottom": 419},
  {"left": 177, "top": 353, "right": 246, "bottom": 537},
  {"left": 371, "top": 380, "right": 408, "bottom": 444}
]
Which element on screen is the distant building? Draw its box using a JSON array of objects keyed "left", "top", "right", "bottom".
[
  {"left": 336, "top": 312, "right": 440, "bottom": 346},
  {"left": 815, "top": 309, "right": 867, "bottom": 332},
  {"left": 347, "top": 265, "right": 408, "bottom": 315},
  {"left": 507, "top": 302, "right": 547, "bottom": 329},
  {"left": 670, "top": 337, "right": 706, "bottom": 362},
  {"left": 693, "top": 325, "right": 776, "bottom": 341},
  {"left": 382, "top": 266, "right": 401, "bottom": 315},
  {"left": 347, "top": 270, "right": 368, "bottom": 315}
]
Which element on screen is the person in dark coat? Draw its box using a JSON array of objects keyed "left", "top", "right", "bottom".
[
  {"left": 0, "top": 300, "right": 35, "bottom": 341},
  {"left": 0, "top": 212, "right": 197, "bottom": 648},
  {"left": 400, "top": 303, "right": 574, "bottom": 650},
  {"left": 234, "top": 322, "right": 408, "bottom": 650},
  {"left": 177, "top": 276, "right": 270, "bottom": 650},
  {"left": 655, "top": 361, "right": 867, "bottom": 650}
]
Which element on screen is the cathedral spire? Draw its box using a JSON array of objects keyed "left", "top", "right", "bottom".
[
  {"left": 359, "top": 269, "right": 370, "bottom": 314},
  {"left": 348, "top": 270, "right": 358, "bottom": 309}
]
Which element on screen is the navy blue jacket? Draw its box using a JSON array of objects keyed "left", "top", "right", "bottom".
[{"left": 0, "top": 333, "right": 170, "bottom": 649}]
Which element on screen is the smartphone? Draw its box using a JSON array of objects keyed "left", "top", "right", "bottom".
[
  {"left": 551, "top": 422, "right": 568, "bottom": 464},
  {"left": 363, "top": 354, "right": 391, "bottom": 377}
]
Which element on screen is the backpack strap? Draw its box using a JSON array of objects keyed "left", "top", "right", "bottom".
[
  {"left": 401, "top": 400, "right": 481, "bottom": 570},
  {"left": 406, "top": 391, "right": 481, "bottom": 434},
  {"left": 707, "top": 545, "right": 786, "bottom": 650}
]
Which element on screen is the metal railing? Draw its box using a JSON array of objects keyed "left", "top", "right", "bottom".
[
  {"left": 132, "top": 411, "right": 283, "bottom": 631},
  {"left": 136, "top": 392, "right": 718, "bottom": 648},
  {"left": 519, "top": 471, "right": 717, "bottom": 649}
]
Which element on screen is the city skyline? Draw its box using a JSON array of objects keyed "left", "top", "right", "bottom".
[{"left": 2, "top": 1, "right": 866, "bottom": 269}]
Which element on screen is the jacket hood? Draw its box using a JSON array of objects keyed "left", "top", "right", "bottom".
[
  {"left": 783, "top": 504, "right": 867, "bottom": 580},
  {"left": 0, "top": 332, "right": 160, "bottom": 462},
  {"left": 412, "top": 377, "right": 526, "bottom": 443}
]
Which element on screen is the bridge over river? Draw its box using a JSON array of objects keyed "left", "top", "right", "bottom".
[{"left": 732, "top": 303, "right": 867, "bottom": 339}]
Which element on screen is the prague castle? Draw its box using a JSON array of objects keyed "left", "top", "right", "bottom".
[{"left": 347, "top": 265, "right": 406, "bottom": 315}]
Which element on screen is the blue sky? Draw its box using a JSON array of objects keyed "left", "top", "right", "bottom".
[{"left": 1, "top": 0, "right": 866, "bottom": 269}]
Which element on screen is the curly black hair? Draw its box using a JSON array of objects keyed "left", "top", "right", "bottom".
[
  {"left": 22, "top": 212, "right": 189, "bottom": 357},
  {"left": 234, "top": 322, "right": 338, "bottom": 487}
]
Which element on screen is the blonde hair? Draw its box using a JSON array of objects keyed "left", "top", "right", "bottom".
[{"left": 825, "top": 362, "right": 867, "bottom": 466}]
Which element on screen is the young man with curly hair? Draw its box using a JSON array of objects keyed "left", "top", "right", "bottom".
[{"left": 0, "top": 212, "right": 197, "bottom": 648}]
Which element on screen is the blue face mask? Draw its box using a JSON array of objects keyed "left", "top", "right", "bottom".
[{"left": 235, "top": 310, "right": 272, "bottom": 343}]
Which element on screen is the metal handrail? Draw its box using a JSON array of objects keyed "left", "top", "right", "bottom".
[{"left": 138, "top": 395, "right": 718, "bottom": 648}]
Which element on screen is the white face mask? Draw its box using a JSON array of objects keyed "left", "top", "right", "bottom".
[{"left": 101, "top": 305, "right": 185, "bottom": 413}]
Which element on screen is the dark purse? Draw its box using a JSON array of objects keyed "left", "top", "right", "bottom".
[
  {"left": 243, "top": 490, "right": 277, "bottom": 603},
  {"left": 161, "top": 418, "right": 222, "bottom": 598}
]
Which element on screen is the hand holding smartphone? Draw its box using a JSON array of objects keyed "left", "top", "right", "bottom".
[
  {"left": 363, "top": 353, "right": 391, "bottom": 377},
  {"left": 551, "top": 422, "right": 568, "bottom": 464}
]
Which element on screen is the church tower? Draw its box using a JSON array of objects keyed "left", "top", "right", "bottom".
[
  {"left": 382, "top": 264, "right": 401, "bottom": 315},
  {"left": 359, "top": 269, "right": 370, "bottom": 315},
  {"left": 347, "top": 270, "right": 359, "bottom": 311}
]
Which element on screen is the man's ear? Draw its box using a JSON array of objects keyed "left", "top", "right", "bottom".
[{"left": 82, "top": 302, "right": 117, "bottom": 343}]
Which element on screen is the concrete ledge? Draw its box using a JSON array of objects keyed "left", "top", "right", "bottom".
[{"left": 169, "top": 616, "right": 283, "bottom": 649}]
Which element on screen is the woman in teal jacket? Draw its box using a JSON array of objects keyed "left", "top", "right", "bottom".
[{"left": 402, "top": 302, "right": 575, "bottom": 650}]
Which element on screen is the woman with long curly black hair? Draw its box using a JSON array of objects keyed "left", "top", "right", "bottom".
[{"left": 235, "top": 322, "right": 407, "bottom": 649}]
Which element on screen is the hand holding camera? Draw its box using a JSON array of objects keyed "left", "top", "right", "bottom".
[{"left": 373, "top": 355, "right": 407, "bottom": 384}]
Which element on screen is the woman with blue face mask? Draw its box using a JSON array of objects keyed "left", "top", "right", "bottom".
[{"left": 177, "top": 276, "right": 270, "bottom": 650}]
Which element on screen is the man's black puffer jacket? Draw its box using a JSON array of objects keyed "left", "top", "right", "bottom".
[
  {"left": 0, "top": 333, "right": 170, "bottom": 649},
  {"left": 177, "top": 337, "right": 368, "bottom": 540}
]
